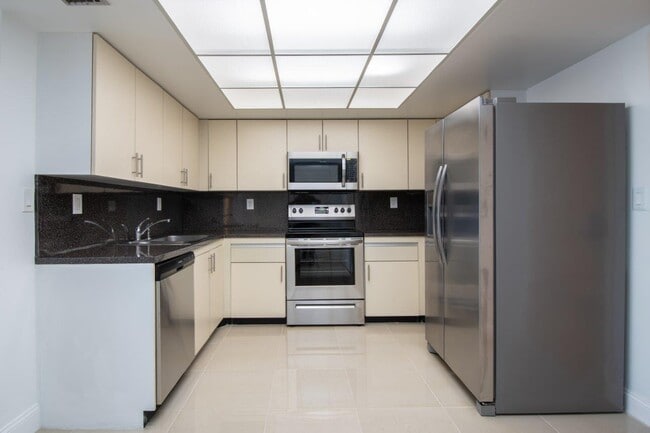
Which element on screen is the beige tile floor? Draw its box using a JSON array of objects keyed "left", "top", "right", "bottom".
[{"left": 41, "top": 323, "right": 649, "bottom": 433}]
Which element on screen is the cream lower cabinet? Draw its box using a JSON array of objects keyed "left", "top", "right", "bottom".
[
  {"left": 194, "top": 241, "right": 224, "bottom": 354},
  {"left": 365, "top": 237, "right": 423, "bottom": 317},
  {"left": 230, "top": 239, "right": 286, "bottom": 318},
  {"left": 359, "top": 120, "right": 408, "bottom": 190}
]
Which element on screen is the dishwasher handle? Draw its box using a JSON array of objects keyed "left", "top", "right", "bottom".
[{"left": 156, "top": 252, "right": 195, "bottom": 281}]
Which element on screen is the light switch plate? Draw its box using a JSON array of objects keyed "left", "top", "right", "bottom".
[
  {"left": 633, "top": 187, "right": 647, "bottom": 211},
  {"left": 23, "top": 188, "right": 34, "bottom": 213},
  {"left": 72, "top": 194, "right": 83, "bottom": 215},
  {"left": 157, "top": 197, "right": 162, "bottom": 211},
  {"left": 246, "top": 198, "right": 254, "bottom": 210},
  {"left": 390, "top": 197, "right": 398, "bottom": 209}
]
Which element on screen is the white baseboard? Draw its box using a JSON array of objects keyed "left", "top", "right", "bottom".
[
  {"left": 627, "top": 390, "right": 650, "bottom": 427},
  {"left": 0, "top": 405, "right": 40, "bottom": 433}
]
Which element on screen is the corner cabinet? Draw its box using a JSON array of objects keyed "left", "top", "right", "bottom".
[
  {"left": 237, "top": 120, "right": 287, "bottom": 191},
  {"left": 36, "top": 33, "right": 199, "bottom": 189},
  {"left": 229, "top": 238, "right": 286, "bottom": 318},
  {"left": 358, "top": 120, "right": 409, "bottom": 190}
]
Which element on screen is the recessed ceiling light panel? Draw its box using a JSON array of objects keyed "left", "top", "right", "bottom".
[
  {"left": 376, "top": 0, "right": 497, "bottom": 54},
  {"left": 283, "top": 88, "right": 354, "bottom": 109},
  {"left": 221, "top": 88, "right": 283, "bottom": 109},
  {"left": 350, "top": 87, "right": 416, "bottom": 109},
  {"left": 158, "top": 0, "right": 270, "bottom": 54},
  {"left": 265, "top": 0, "right": 393, "bottom": 54},
  {"left": 199, "top": 56, "right": 277, "bottom": 88},
  {"left": 361, "top": 54, "right": 446, "bottom": 87},
  {"left": 276, "top": 55, "right": 367, "bottom": 88}
]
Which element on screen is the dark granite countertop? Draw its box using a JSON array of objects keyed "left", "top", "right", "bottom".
[{"left": 35, "top": 231, "right": 287, "bottom": 265}]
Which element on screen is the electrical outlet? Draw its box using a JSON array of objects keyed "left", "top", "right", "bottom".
[
  {"left": 72, "top": 194, "right": 83, "bottom": 215},
  {"left": 633, "top": 187, "right": 647, "bottom": 211},
  {"left": 108, "top": 200, "right": 116, "bottom": 212},
  {"left": 157, "top": 197, "right": 162, "bottom": 211},
  {"left": 246, "top": 198, "right": 254, "bottom": 210},
  {"left": 23, "top": 188, "right": 34, "bottom": 213},
  {"left": 390, "top": 196, "right": 398, "bottom": 209}
]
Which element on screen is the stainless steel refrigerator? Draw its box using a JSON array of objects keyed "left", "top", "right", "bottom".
[{"left": 425, "top": 96, "right": 627, "bottom": 415}]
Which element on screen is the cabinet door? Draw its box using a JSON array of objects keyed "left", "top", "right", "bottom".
[
  {"left": 208, "top": 120, "right": 237, "bottom": 191},
  {"left": 135, "top": 70, "right": 164, "bottom": 184},
  {"left": 182, "top": 107, "right": 200, "bottom": 189},
  {"left": 231, "top": 262, "right": 285, "bottom": 318},
  {"left": 366, "top": 261, "right": 419, "bottom": 316},
  {"left": 359, "top": 120, "right": 408, "bottom": 190},
  {"left": 194, "top": 251, "right": 212, "bottom": 354},
  {"left": 323, "top": 120, "right": 358, "bottom": 152},
  {"left": 408, "top": 119, "right": 436, "bottom": 190},
  {"left": 162, "top": 93, "right": 183, "bottom": 187},
  {"left": 287, "top": 120, "right": 322, "bottom": 152},
  {"left": 209, "top": 244, "right": 225, "bottom": 330},
  {"left": 237, "top": 120, "right": 287, "bottom": 191},
  {"left": 93, "top": 36, "right": 135, "bottom": 180}
]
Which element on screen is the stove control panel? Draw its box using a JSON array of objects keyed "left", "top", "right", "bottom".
[{"left": 289, "top": 204, "right": 356, "bottom": 220}]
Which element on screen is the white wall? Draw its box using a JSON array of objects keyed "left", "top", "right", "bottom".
[
  {"left": 527, "top": 24, "right": 650, "bottom": 425},
  {"left": 0, "top": 9, "right": 40, "bottom": 433}
]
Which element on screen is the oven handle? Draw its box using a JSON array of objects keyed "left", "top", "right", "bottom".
[
  {"left": 286, "top": 238, "right": 363, "bottom": 247},
  {"left": 295, "top": 304, "right": 357, "bottom": 310}
]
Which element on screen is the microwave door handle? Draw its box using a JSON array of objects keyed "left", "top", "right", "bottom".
[{"left": 341, "top": 154, "right": 346, "bottom": 188}]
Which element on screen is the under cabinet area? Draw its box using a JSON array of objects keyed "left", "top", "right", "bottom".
[
  {"left": 229, "top": 239, "right": 286, "bottom": 318},
  {"left": 365, "top": 237, "right": 424, "bottom": 317}
]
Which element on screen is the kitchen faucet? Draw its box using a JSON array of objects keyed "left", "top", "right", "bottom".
[
  {"left": 135, "top": 218, "right": 171, "bottom": 241},
  {"left": 83, "top": 220, "right": 116, "bottom": 243}
]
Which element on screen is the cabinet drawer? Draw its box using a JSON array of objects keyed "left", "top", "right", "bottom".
[
  {"left": 230, "top": 243, "right": 285, "bottom": 263},
  {"left": 365, "top": 242, "right": 419, "bottom": 262}
]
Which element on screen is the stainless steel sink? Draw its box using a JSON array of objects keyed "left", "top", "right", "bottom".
[{"left": 124, "top": 234, "right": 209, "bottom": 246}]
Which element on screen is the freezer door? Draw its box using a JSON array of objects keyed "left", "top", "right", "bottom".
[
  {"left": 425, "top": 121, "right": 445, "bottom": 355},
  {"left": 442, "top": 97, "right": 494, "bottom": 403}
]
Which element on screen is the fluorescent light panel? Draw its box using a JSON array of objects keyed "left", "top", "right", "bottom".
[
  {"left": 276, "top": 56, "right": 367, "bottom": 87},
  {"left": 265, "top": 0, "right": 393, "bottom": 54},
  {"left": 362, "top": 54, "right": 446, "bottom": 87},
  {"left": 200, "top": 56, "right": 277, "bottom": 88},
  {"left": 350, "top": 88, "right": 416, "bottom": 109},
  {"left": 376, "top": 0, "right": 498, "bottom": 54},
  {"left": 158, "top": 0, "right": 270, "bottom": 54},
  {"left": 221, "top": 89, "right": 283, "bottom": 109},
  {"left": 283, "top": 88, "right": 354, "bottom": 109}
]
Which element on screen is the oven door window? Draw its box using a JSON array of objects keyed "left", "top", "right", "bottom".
[
  {"left": 294, "top": 247, "right": 355, "bottom": 286},
  {"left": 289, "top": 159, "right": 342, "bottom": 183}
]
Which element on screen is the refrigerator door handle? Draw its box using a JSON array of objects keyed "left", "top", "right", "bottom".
[
  {"left": 435, "top": 164, "right": 448, "bottom": 265},
  {"left": 428, "top": 165, "right": 443, "bottom": 239}
]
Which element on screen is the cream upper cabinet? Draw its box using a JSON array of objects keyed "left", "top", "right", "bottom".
[
  {"left": 358, "top": 120, "right": 408, "bottom": 190},
  {"left": 237, "top": 120, "right": 287, "bottom": 191},
  {"left": 364, "top": 238, "right": 422, "bottom": 317},
  {"left": 162, "top": 93, "right": 183, "bottom": 187},
  {"left": 287, "top": 120, "right": 358, "bottom": 152},
  {"left": 408, "top": 119, "right": 436, "bottom": 190},
  {"left": 287, "top": 120, "right": 323, "bottom": 152},
  {"left": 182, "top": 107, "right": 200, "bottom": 189},
  {"left": 208, "top": 120, "right": 237, "bottom": 191},
  {"left": 92, "top": 35, "right": 135, "bottom": 180},
  {"left": 134, "top": 70, "right": 164, "bottom": 184},
  {"left": 323, "top": 120, "right": 358, "bottom": 152},
  {"left": 194, "top": 249, "right": 212, "bottom": 354}
]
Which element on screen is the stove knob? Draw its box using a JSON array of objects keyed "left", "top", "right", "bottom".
[
  {"left": 292, "top": 208, "right": 297, "bottom": 214},
  {"left": 340, "top": 207, "right": 345, "bottom": 213},
  {"left": 347, "top": 207, "right": 352, "bottom": 213},
  {"left": 299, "top": 208, "right": 303, "bottom": 214},
  {"left": 334, "top": 208, "right": 339, "bottom": 213}
]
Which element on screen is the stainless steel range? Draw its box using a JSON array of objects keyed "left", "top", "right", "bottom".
[{"left": 286, "top": 203, "right": 364, "bottom": 325}]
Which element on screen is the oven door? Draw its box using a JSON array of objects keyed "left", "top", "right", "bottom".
[
  {"left": 287, "top": 152, "right": 356, "bottom": 190},
  {"left": 286, "top": 238, "right": 364, "bottom": 300}
]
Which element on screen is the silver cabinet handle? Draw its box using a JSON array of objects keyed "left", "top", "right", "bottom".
[
  {"left": 325, "top": 134, "right": 328, "bottom": 151},
  {"left": 139, "top": 154, "right": 144, "bottom": 178},
  {"left": 208, "top": 173, "right": 213, "bottom": 190},
  {"left": 212, "top": 253, "right": 216, "bottom": 273},
  {"left": 132, "top": 153, "right": 139, "bottom": 176},
  {"left": 208, "top": 254, "right": 213, "bottom": 274},
  {"left": 367, "top": 264, "right": 370, "bottom": 281},
  {"left": 185, "top": 168, "right": 189, "bottom": 186},
  {"left": 318, "top": 134, "right": 322, "bottom": 151},
  {"left": 280, "top": 265, "right": 284, "bottom": 283},
  {"left": 361, "top": 173, "right": 364, "bottom": 189}
]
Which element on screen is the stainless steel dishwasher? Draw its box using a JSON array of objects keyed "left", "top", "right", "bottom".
[{"left": 155, "top": 252, "right": 195, "bottom": 405}]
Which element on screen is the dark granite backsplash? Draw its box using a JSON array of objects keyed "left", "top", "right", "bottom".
[
  {"left": 36, "top": 175, "right": 423, "bottom": 257},
  {"left": 356, "top": 190, "right": 424, "bottom": 234}
]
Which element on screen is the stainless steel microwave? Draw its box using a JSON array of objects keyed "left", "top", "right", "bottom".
[{"left": 287, "top": 151, "right": 358, "bottom": 191}]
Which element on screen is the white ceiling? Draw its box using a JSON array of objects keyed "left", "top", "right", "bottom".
[{"left": 1, "top": 0, "right": 649, "bottom": 119}]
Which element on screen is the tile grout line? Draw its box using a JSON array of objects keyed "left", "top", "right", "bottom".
[{"left": 335, "top": 327, "right": 365, "bottom": 433}]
